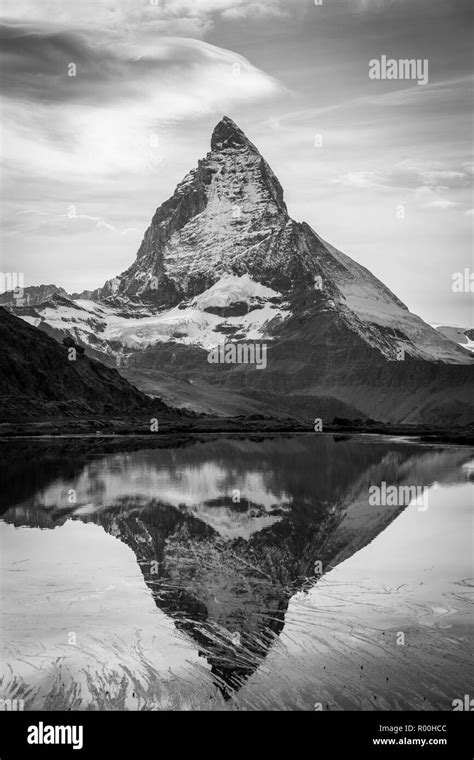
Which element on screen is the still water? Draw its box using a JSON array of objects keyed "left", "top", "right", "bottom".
[{"left": 0, "top": 434, "right": 472, "bottom": 710}]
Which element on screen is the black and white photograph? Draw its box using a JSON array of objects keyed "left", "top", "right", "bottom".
[{"left": 0, "top": 0, "right": 472, "bottom": 754}]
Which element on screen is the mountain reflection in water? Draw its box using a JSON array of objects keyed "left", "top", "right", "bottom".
[{"left": 0, "top": 434, "right": 472, "bottom": 710}]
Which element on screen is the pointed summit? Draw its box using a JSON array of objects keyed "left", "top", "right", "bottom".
[
  {"left": 13, "top": 111, "right": 472, "bottom": 427},
  {"left": 211, "top": 116, "right": 258, "bottom": 152}
]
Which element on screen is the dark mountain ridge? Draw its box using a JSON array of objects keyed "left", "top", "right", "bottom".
[{"left": 0, "top": 307, "right": 168, "bottom": 418}]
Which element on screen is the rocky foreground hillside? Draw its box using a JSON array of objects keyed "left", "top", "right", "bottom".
[{"left": 0, "top": 307, "right": 169, "bottom": 419}]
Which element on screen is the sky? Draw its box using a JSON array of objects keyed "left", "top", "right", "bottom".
[{"left": 0, "top": 0, "right": 472, "bottom": 325}]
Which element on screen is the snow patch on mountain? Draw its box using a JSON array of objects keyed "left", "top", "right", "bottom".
[
  {"left": 431, "top": 324, "right": 474, "bottom": 353},
  {"left": 317, "top": 237, "right": 471, "bottom": 363},
  {"left": 106, "top": 306, "right": 220, "bottom": 350},
  {"left": 11, "top": 275, "right": 290, "bottom": 360},
  {"left": 190, "top": 273, "right": 279, "bottom": 310},
  {"left": 74, "top": 299, "right": 115, "bottom": 316},
  {"left": 104, "top": 300, "right": 288, "bottom": 351},
  {"left": 223, "top": 303, "right": 289, "bottom": 342},
  {"left": 337, "top": 281, "right": 469, "bottom": 362},
  {"left": 17, "top": 315, "right": 41, "bottom": 328},
  {"left": 75, "top": 275, "right": 290, "bottom": 352}
]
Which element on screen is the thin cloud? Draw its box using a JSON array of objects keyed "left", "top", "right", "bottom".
[
  {"left": 8, "top": 209, "right": 140, "bottom": 236},
  {"left": 1, "top": 30, "right": 283, "bottom": 180},
  {"left": 0, "top": 0, "right": 288, "bottom": 39},
  {"left": 422, "top": 200, "right": 459, "bottom": 209},
  {"left": 333, "top": 161, "right": 471, "bottom": 193}
]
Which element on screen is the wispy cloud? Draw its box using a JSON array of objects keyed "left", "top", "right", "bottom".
[
  {"left": 421, "top": 199, "right": 459, "bottom": 210},
  {"left": 7, "top": 209, "right": 141, "bottom": 236},
  {"left": 334, "top": 159, "right": 472, "bottom": 193},
  {"left": 0, "top": 0, "right": 288, "bottom": 39},
  {"left": 1, "top": 29, "right": 283, "bottom": 180}
]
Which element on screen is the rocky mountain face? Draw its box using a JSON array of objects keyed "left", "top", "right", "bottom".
[
  {"left": 101, "top": 117, "right": 469, "bottom": 361},
  {"left": 107, "top": 117, "right": 294, "bottom": 303},
  {"left": 0, "top": 284, "right": 97, "bottom": 308},
  {"left": 0, "top": 307, "right": 168, "bottom": 418},
  {"left": 6, "top": 117, "right": 474, "bottom": 425},
  {"left": 0, "top": 283, "right": 68, "bottom": 308}
]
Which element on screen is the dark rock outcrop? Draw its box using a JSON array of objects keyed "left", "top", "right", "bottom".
[{"left": 0, "top": 307, "right": 165, "bottom": 418}]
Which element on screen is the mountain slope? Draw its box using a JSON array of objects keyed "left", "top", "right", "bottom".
[{"left": 0, "top": 307, "right": 165, "bottom": 418}]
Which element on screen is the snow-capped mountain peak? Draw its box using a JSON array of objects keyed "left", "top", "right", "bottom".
[{"left": 8, "top": 117, "right": 474, "bottom": 424}]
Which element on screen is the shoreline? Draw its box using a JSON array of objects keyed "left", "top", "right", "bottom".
[{"left": 0, "top": 419, "right": 473, "bottom": 447}]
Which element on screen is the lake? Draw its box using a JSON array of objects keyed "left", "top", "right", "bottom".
[{"left": 0, "top": 433, "right": 472, "bottom": 710}]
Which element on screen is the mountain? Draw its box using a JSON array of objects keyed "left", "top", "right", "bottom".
[
  {"left": 6, "top": 117, "right": 474, "bottom": 425},
  {"left": 0, "top": 283, "right": 68, "bottom": 308},
  {"left": 9, "top": 293, "right": 123, "bottom": 368},
  {"left": 0, "top": 307, "right": 167, "bottom": 418},
  {"left": 100, "top": 117, "right": 468, "bottom": 363},
  {"left": 0, "top": 284, "right": 97, "bottom": 309},
  {"left": 433, "top": 324, "right": 474, "bottom": 353}
]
